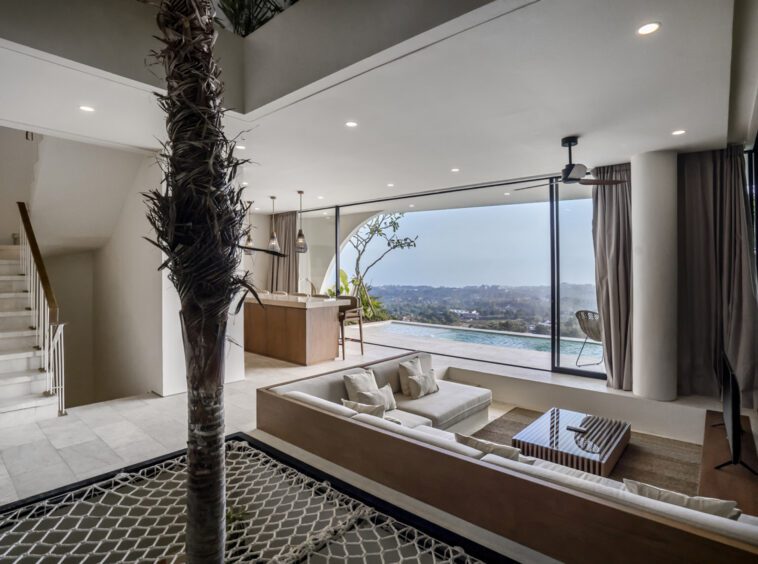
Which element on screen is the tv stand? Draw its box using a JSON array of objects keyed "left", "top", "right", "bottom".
[
  {"left": 700, "top": 410, "right": 758, "bottom": 515},
  {"left": 714, "top": 459, "right": 758, "bottom": 475}
]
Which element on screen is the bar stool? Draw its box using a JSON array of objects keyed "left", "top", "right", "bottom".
[{"left": 338, "top": 296, "right": 364, "bottom": 360}]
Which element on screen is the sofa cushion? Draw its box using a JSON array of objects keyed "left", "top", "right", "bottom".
[
  {"left": 413, "top": 425, "right": 456, "bottom": 441},
  {"left": 283, "top": 391, "right": 357, "bottom": 418},
  {"left": 394, "top": 380, "right": 492, "bottom": 429},
  {"left": 368, "top": 353, "right": 432, "bottom": 393},
  {"left": 384, "top": 409, "right": 432, "bottom": 428},
  {"left": 342, "top": 399, "right": 384, "bottom": 417},
  {"left": 624, "top": 479, "right": 741, "bottom": 519},
  {"left": 357, "top": 385, "right": 397, "bottom": 410},
  {"left": 352, "top": 413, "right": 485, "bottom": 459},
  {"left": 408, "top": 369, "right": 439, "bottom": 399},
  {"left": 455, "top": 434, "right": 523, "bottom": 461},
  {"left": 344, "top": 370, "right": 379, "bottom": 402},
  {"left": 272, "top": 367, "right": 366, "bottom": 403},
  {"left": 531, "top": 459, "right": 625, "bottom": 490}
]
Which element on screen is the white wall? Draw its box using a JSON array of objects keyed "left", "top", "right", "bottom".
[
  {"left": 46, "top": 251, "right": 95, "bottom": 407},
  {"left": 160, "top": 269, "right": 246, "bottom": 396},
  {"left": 30, "top": 136, "right": 145, "bottom": 255},
  {"left": 93, "top": 155, "right": 248, "bottom": 399},
  {"left": 0, "top": 127, "right": 38, "bottom": 244},
  {"left": 93, "top": 157, "right": 163, "bottom": 401}
]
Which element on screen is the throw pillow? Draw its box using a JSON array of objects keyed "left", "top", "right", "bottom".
[
  {"left": 398, "top": 357, "right": 423, "bottom": 396},
  {"left": 341, "top": 399, "right": 385, "bottom": 418},
  {"left": 343, "top": 370, "right": 378, "bottom": 402},
  {"left": 357, "top": 384, "right": 397, "bottom": 411},
  {"left": 623, "top": 479, "right": 742, "bottom": 520},
  {"left": 455, "top": 433, "right": 534, "bottom": 463},
  {"left": 407, "top": 369, "right": 439, "bottom": 399}
]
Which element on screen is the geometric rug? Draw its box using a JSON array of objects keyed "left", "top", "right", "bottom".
[
  {"left": 474, "top": 408, "right": 702, "bottom": 496},
  {"left": 0, "top": 438, "right": 491, "bottom": 563}
]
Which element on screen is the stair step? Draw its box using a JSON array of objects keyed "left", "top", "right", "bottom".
[
  {"left": 0, "top": 370, "right": 46, "bottom": 386},
  {"left": 0, "top": 310, "right": 32, "bottom": 318},
  {"left": 0, "top": 292, "right": 28, "bottom": 298},
  {"left": 0, "top": 330, "right": 36, "bottom": 339},
  {"left": 0, "top": 349, "right": 41, "bottom": 362},
  {"left": 0, "top": 393, "right": 56, "bottom": 415},
  {"left": 0, "top": 275, "right": 24, "bottom": 281}
]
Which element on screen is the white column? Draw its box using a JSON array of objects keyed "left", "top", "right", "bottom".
[{"left": 631, "top": 151, "right": 678, "bottom": 401}]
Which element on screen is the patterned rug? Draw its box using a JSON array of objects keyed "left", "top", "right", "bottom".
[{"left": 474, "top": 408, "right": 702, "bottom": 495}]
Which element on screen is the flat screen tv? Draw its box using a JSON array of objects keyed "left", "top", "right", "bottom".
[{"left": 716, "top": 354, "right": 756, "bottom": 475}]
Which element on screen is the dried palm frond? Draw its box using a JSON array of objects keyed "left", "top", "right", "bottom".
[{"left": 143, "top": 1, "right": 256, "bottom": 562}]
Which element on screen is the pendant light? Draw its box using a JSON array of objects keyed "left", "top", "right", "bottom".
[
  {"left": 295, "top": 190, "right": 308, "bottom": 253},
  {"left": 268, "top": 196, "right": 281, "bottom": 253},
  {"left": 243, "top": 200, "right": 254, "bottom": 255}
]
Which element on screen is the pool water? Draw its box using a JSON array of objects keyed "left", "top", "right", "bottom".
[{"left": 373, "top": 321, "right": 603, "bottom": 358}]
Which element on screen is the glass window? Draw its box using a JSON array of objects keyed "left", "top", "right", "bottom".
[
  {"left": 555, "top": 183, "right": 605, "bottom": 376},
  {"left": 337, "top": 181, "right": 553, "bottom": 370}
]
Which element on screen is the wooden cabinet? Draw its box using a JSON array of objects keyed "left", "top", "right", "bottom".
[{"left": 244, "top": 300, "right": 340, "bottom": 365}]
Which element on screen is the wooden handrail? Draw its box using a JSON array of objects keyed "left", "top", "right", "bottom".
[{"left": 16, "top": 202, "right": 58, "bottom": 324}]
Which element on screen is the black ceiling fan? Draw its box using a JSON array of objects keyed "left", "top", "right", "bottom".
[{"left": 516, "top": 136, "right": 624, "bottom": 192}]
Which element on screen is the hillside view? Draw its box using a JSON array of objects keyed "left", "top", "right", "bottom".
[{"left": 371, "top": 283, "right": 597, "bottom": 338}]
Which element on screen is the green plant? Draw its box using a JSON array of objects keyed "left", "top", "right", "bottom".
[
  {"left": 144, "top": 1, "right": 259, "bottom": 561},
  {"left": 347, "top": 213, "right": 417, "bottom": 318},
  {"left": 217, "top": 0, "right": 297, "bottom": 37}
]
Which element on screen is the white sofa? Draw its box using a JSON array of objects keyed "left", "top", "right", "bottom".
[
  {"left": 271, "top": 352, "right": 492, "bottom": 432},
  {"left": 269, "top": 352, "right": 758, "bottom": 548}
]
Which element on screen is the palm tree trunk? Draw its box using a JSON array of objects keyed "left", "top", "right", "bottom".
[
  {"left": 182, "top": 313, "right": 226, "bottom": 562},
  {"left": 146, "top": 1, "right": 251, "bottom": 561}
]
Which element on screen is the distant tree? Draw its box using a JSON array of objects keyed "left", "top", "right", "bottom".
[{"left": 347, "top": 214, "right": 417, "bottom": 319}]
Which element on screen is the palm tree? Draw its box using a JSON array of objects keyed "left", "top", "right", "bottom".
[{"left": 144, "top": 1, "right": 255, "bottom": 561}]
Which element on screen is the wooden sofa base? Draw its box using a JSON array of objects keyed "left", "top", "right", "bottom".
[{"left": 257, "top": 388, "right": 758, "bottom": 564}]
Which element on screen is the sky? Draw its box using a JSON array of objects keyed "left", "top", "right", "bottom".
[{"left": 339, "top": 199, "right": 595, "bottom": 287}]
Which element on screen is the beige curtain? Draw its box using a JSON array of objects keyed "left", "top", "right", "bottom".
[
  {"left": 269, "top": 212, "right": 299, "bottom": 293},
  {"left": 592, "top": 163, "right": 633, "bottom": 390},
  {"left": 678, "top": 146, "right": 758, "bottom": 408}
]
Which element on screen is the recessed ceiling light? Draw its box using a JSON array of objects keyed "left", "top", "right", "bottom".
[
  {"left": 637, "top": 22, "right": 661, "bottom": 36},
  {"left": 79, "top": 105, "right": 95, "bottom": 112},
  {"left": 504, "top": 192, "right": 511, "bottom": 196},
  {"left": 317, "top": 195, "right": 324, "bottom": 200},
  {"left": 671, "top": 129, "right": 686, "bottom": 136},
  {"left": 451, "top": 168, "right": 460, "bottom": 173},
  {"left": 409, "top": 204, "right": 415, "bottom": 208},
  {"left": 323, "top": 211, "right": 328, "bottom": 215},
  {"left": 387, "top": 183, "right": 395, "bottom": 188},
  {"left": 241, "top": 181, "right": 248, "bottom": 187},
  {"left": 345, "top": 121, "right": 358, "bottom": 128},
  {"left": 236, "top": 145, "right": 246, "bottom": 150},
  {"left": 254, "top": 207, "right": 260, "bottom": 211}
]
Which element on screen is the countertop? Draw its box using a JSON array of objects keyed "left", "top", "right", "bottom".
[{"left": 245, "top": 295, "right": 350, "bottom": 309}]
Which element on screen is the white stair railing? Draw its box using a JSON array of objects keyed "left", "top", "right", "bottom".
[{"left": 17, "top": 202, "right": 66, "bottom": 416}]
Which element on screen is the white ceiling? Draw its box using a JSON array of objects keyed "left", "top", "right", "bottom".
[{"left": 0, "top": 0, "right": 737, "bottom": 214}]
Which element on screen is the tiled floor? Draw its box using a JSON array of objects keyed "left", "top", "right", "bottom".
[{"left": 0, "top": 342, "right": 411, "bottom": 506}]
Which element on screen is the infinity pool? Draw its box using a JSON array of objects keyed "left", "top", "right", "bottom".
[{"left": 370, "top": 321, "right": 603, "bottom": 358}]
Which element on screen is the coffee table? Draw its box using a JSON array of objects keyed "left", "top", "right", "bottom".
[{"left": 512, "top": 408, "right": 630, "bottom": 476}]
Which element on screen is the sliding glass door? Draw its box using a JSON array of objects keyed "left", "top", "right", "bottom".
[
  {"left": 334, "top": 181, "right": 553, "bottom": 371},
  {"left": 552, "top": 182, "right": 605, "bottom": 378}
]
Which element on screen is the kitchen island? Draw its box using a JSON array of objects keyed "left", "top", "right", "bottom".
[{"left": 244, "top": 295, "right": 350, "bottom": 365}]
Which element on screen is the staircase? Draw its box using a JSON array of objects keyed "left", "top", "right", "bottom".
[{"left": 0, "top": 206, "right": 65, "bottom": 427}]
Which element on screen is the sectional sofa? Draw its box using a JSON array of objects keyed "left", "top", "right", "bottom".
[{"left": 258, "top": 352, "right": 758, "bottom": 562}]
